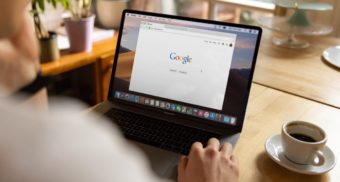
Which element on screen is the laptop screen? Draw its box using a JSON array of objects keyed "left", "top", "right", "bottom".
[{"left": 109, "top": 10, "right": 261, "bottom": 128}]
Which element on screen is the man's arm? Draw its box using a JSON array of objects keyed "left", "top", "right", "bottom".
[{"left": 0, "top": 101, "right": 164, "bottom": 182}]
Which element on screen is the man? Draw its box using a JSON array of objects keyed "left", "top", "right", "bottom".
[{"left": 0, "top": 1, "right": 239, "bottom": 181}]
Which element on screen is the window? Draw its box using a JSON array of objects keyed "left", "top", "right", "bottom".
[{"left": 129, "top": 21, "right": 236, "bottom": 109}]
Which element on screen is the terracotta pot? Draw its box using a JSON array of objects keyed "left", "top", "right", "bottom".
[{"left": 64, "top": 15, "right": 96, "bottom": 53}]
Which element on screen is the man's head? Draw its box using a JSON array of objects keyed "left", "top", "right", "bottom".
[
  {"left": 0, "top": 0, "right": 31, "bottom": 39},
  {"left": 0, "top": 0, "right": 40, "bottom": 96}
]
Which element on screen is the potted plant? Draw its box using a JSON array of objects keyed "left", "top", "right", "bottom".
[
  {"left": 31, "top": 0, "right": 68, "bottom": 62},
  {"left": 64, "top": 0, "right": 95, "bottom": 53}
]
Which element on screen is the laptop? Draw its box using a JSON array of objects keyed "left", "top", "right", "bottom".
[{"left": 93, "top": 9, "right": 262, "bottom": 179}]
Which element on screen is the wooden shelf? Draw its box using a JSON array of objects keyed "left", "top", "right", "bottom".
[{"left": 41, "top": 33, "right": 118, "bottom": 76}]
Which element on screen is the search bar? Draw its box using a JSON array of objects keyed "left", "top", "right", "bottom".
[{"left": 164, "top": 24, "right": 236, "bottom": 39}]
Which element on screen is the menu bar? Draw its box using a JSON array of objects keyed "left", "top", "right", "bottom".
[{"left": 126, "top": 13, "right": 258, "bottom": 35}]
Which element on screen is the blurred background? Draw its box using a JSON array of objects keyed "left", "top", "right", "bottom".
[
  {"left": 40, "top": 0, "right": 339, "bottom": 35},
  {"left": 37, "top": 0, "right": 340, "bottom": 106}
]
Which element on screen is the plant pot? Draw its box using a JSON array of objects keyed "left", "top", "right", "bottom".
[
  {"left": 96, "top": 0, "right": 129, "bottom": 29},
  {"left": 39, "top": 32, "right": 60, "bottom": 63},
  {"left": 64, "top": 15, "right": 96, "bottom": 53}
]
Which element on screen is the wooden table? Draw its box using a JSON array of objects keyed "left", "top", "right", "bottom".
[
  {"left": 40, "top": 34, "right": 118, "bottom": 102},
  {"left": 41, "top": 34, "right": 118, "bottom": 76},
  {"left": 254, "top": 30, "right": 340, "bottom": 108},
  {"left": 76, "top": 32, "right": 340, "bottom": 181},
  {"left": 236, "top": 83, "right": 340, "bottom": 182},
  {"left": 88, "top": 83, "right": 340, "bottom": 181}
]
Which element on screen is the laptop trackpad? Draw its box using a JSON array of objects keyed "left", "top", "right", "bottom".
[{"left": 130, "top": 141, "right": 180, "bottom": 180}]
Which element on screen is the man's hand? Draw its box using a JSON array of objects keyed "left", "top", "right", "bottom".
[
  {"left": 0, "top": 13, "right": 39, "bottom": 96},
  {"left": 178, "top": 138, "right": 239, "bottom": 182}
]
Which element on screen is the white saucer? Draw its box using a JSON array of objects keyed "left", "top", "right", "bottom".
[
  {"left": 265, "top": 134, "right": 336, "bottom": 175},
  {"left": 322, "top": 46, "right": 340, "bottom": 69}
]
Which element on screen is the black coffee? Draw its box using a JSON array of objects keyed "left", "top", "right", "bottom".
[{"left": 290, "top": 133, "right": 317, "bottom": 142}]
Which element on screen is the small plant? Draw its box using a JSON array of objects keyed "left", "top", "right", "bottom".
[
  {"left": 68, "top": 0, "right": 93, "bottom": 20},
  {"left": 31, "top": 0, "right": 69, "bottom": 38}
]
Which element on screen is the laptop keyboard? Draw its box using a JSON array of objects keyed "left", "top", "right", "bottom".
[{"left": 104, "top": 108, "right": 220, "bottom": 155}]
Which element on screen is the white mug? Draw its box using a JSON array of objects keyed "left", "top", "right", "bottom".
[{"left": 281, "top": 121, "right": 327, "bottom": 166}]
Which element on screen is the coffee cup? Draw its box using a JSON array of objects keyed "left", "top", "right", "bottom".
[{"left": 281, "top": 121, "right": 327, "bottom": 166}]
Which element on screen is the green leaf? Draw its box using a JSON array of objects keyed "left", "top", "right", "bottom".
[
  {"left": 60, "top": 0, "right": 69, "bottom": 10},
  {"left": 37, "top": 0, "right": 45, "bottom": 12},
  {"left": 51, "top": 0, "right": 57, "bottom": 8}
]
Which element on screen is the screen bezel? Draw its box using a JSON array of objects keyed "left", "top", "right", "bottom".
[{"left": 108, "top": 9, "right": 262, "bottom": 132}]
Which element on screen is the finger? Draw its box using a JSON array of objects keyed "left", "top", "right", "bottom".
[
  {"left": 190, "top": 141, "right": 203, "bottom": 151},
  {"left": 221, "top": 142, "right": 233, "bottom": 156},
  {"left": 189, "top": 142, "right": 203, "bottom": 157},
  {"left": 177, "top": 155, "right": 189, "bottom": 173},
  {"left": 177, "top": 156, "right": 188, "bottom": 182},
  {"left": 230, "top": 155, "right": 239, "bottom": 166},
  {"left": 230, "top": 154, "right": 236, "bottom": 162},
  {"left": 206, "top": 138, "right": 220, "bottom": 150}
]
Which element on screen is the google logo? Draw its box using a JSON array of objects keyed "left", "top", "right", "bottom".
[{"left": 170, "top": 52, "right": 192, "bottom": 64}]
